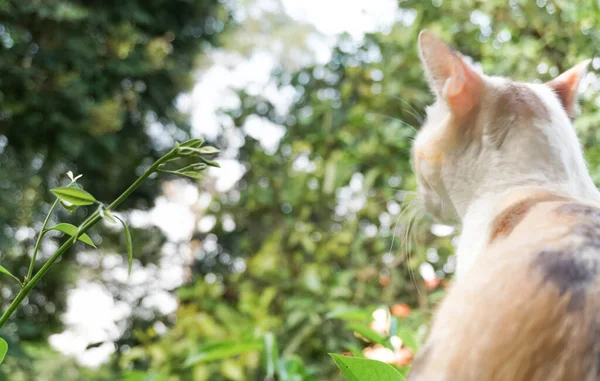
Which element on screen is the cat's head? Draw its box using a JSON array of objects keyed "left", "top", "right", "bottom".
[{"left": 412, "top": 30, "right": 595, "bottom": 223}]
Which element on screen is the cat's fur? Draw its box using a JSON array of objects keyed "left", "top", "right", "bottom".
[{"left": 408, "top": 30, "right": 600, "bottom": 381}]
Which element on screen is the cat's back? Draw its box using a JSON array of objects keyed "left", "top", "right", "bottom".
[{"left": 409, "top": 190, "right": 600, "bottom": 381}]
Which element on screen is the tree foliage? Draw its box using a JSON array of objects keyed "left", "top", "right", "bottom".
[
  {"left": 114, "top": 1, "right": 600, "bottom": 380},
  {"left": 4, "top": 0, "right": 600, "bottom": 380},
  {"left": 0, "top": 0, "right": 229, "bottom": 378}
]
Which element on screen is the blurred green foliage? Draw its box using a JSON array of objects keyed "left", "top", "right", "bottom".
[
  {"left": 3, "top": 0, "right": 600, "bottom": 380},
  {"left": 118, "top": 1, "right": 600, "bottom": 380},
  {"left": 0, "top": 0, "right": 229, "bottom": 378}
]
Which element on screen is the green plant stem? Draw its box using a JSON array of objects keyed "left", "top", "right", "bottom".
[
  {"left": 26, "top": 199, "right": 60, "bottom": 283},
  {"left": 0, "top": 149, "right": 178, "bottom": 329}
]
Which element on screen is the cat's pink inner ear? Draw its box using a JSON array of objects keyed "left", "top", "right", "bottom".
[
  {"left": 418, "top": 30, "right": 482, "bottom": 117},
  {"left": 445, "top": 58, "right": 482, "bottom": 117},
  {"left": 546, "top": 59, "right": 591, "bottom": 118}
]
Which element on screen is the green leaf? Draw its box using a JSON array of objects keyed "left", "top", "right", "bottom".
[
  {"left": 183, "top": 340, "right": 263, "bottom": 367},
  {"left": 0, "top": 337, "right": 7, "bottom": 364},
  {"left": 51, "top": 187, "right": 97, "bottom": 206},
  {"left": 176, "top": 147, "right": 220, "bottom": 167},
  {"left": 180, "top": 138, "right": 204, "bottom": 148},
  {"left": 395, "top": 327, "right": 419, "bottom": 351},
  {"left": 122, "top": 371, "right": 156, "bottom": 381},
  {"left": 198, "top": 157, "right": 221, "bottom": 168},
  {"left": 177, "top": 171, "right": 205, "bottom": 180},
  {"left": 178, "top": 163, "right": 208, "bottom": 172},
  {"left": 263, "top": 332, "right": 279, "bottom": 378},
  {"left": 345, "top": 323, "right": 387, "bottom": 345},
  {"left": 330, "top": 354, "right": 405, "bottom": 381},
  {"left": 198, "top": 146, "right": 220, "bottom": 154},
  {"left": 342, "top": 343, "right": 366, "bottom": 358},
  {"left": 60, "top": 200, "right": 79, "bottom": 213},
  {"left": 46, "top": 223, "right": 96, "bottom": 248},
  {"left": 158, "top": 162, "right": 208, "bottom": 180},
  {"left": 115, "top": 216, "right": 133, "bottom": 275},
  {"left": 177, "top": 146, "right": 201, "bottom": 156},
  {"left": 326, "top": 306, "right": 372, "bottom": 321},
  {"left": 277, "top": 355, "right": 311, "bottom": 379},
  {"left": 0, "top": 265, "right": 21, "bottom": 285}
]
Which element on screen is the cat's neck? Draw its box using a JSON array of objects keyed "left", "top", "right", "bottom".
[{"left": 454, "top": 182, "right": 600, "bottom": 276}]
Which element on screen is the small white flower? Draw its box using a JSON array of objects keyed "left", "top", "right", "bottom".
[{"left": 67, "top": 171, "right": 83, "bottom": 182}]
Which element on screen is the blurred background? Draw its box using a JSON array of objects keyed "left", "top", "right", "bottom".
[{"left": 1, "top": 0, "right": 600, "bottom": 380}]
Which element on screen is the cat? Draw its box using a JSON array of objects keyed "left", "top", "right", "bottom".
[{"left": 407, "top": 30, "right": 600, "bottom": 381}]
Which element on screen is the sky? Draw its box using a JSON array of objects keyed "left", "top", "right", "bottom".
[{"left": 48, "top": 0, "right": 401, "bottom": 367}]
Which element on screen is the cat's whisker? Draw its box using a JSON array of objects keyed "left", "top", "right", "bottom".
[
  {"left": 395, "top": 198, "right": 419, "bottom": 260},
  {"left": 405, "top": 207, "right": 424, "bottom": 296},
  {"left": 367, "top": 112, "right": 418, "bottom": 133},
  {"left": 390, "top": 95, "right": 425, "bottom": 124},
  {"left": 385, "top": 189, "right": 428, "bottom": 295},
  {"left": 387, "top": 196, "right": 417, "bottom": 263}
]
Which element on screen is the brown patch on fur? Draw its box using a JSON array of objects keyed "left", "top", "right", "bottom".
[
  {"left": 415, "top": 149, "right": 443, "bottom": 162},
  {"left": 497, "top": 83, "right": 550, "bottom": 122},
  {"left": 487, "top": 83, "right": 550, "bottom": 148},
  {"left": 410, "top": 197, "right": 600, "bottom": 381},
  {"left": 489, "top": 193, "right": 567, "bottom": 243},
  {"left": 409, "top": 225, "right": 600, "bottom": 380},
  {"left": 531, "top": 203, "right": 600, "bottom": 310}
]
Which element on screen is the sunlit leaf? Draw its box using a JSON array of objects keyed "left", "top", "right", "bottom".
[
  {"left": 326, "top": 306, "right": 372, "bottom": 321},
  {"left": 198, "top": 157, "right": 221, "bottom": 168},
  {"left": 177, "top": 163, "right": 208, "bottom": 172},
  {"left": 0, "top": 338, "right": 7, "bottom": 364},
  {"left": 0, "top": 264, "right": 21, "bottom": 285},
  {"left": 177, "top": 147, "right": 200, "bottom": 156},
  {"left": 178, "top": 171, "right": 205, "bottom": 180},
  {"left": 115, "top": 216, "right": 133, "bottom": 275},
  {"left": 158, "top": 169, "right": 204, "bottom": 180},
  {"left": 179, "top": 138, "right": 204, "bottom": 148},
  {"left": 263, "top": 332, "right": 279, "bottom": 378},
  {"left": 342, "top": 343, "right": 366, "bottom": 358},
  {"left": 46, "top": 223, "right": 96, "bottom": 247},
  {"left": 345, "top": 323, "right": 387, "bottom": 345},
  {"left": 183, "top": 340, "right": 263, "bottom": 367},
  {"left": 198, "top": 146, "right": 220, "bottom": 154},
  {"left": 396, "top": 327, "right": 419, "bottom": 352},
  {"left": 60, "top": 200, "right": 78, "bottom": 213},
  {"left": 122, "top": 371, "right": 156, "bottom": 381},
  {"left": 330, "top": 354, "right": 405, "bottom": 381},
  {"left": 51, "top": 187, "right": 97, "bottom": 206}
]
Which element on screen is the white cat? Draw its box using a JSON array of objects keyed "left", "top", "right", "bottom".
[{"left": 408, "top": 30, "right": 600, "bottom": 381}]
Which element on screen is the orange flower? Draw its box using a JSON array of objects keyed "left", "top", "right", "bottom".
[
  {"left": 379, "top": 274, "right": 391, "bottom": 287},
  {"left": 362, "top": 344, "right": 414, "bottom": 367},
  {"left": 363, "top": 345, "right": 396, "bottom": 363},
  {"left": 424, "top": 277, "right": 440, "bottom": 290},
  {"left": 394, "top": 347, "right": 414, "bottom": 366},
  {"left": 391, "top": 303, "right": 411, "bottom": 318}
]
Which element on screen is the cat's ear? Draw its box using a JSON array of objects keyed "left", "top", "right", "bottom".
[
  {"left": 418, "top": 30, "right": 483, "bottom": 117},
  {"left": 546, "top": 60, "right": 591, "bottom": 118}
]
